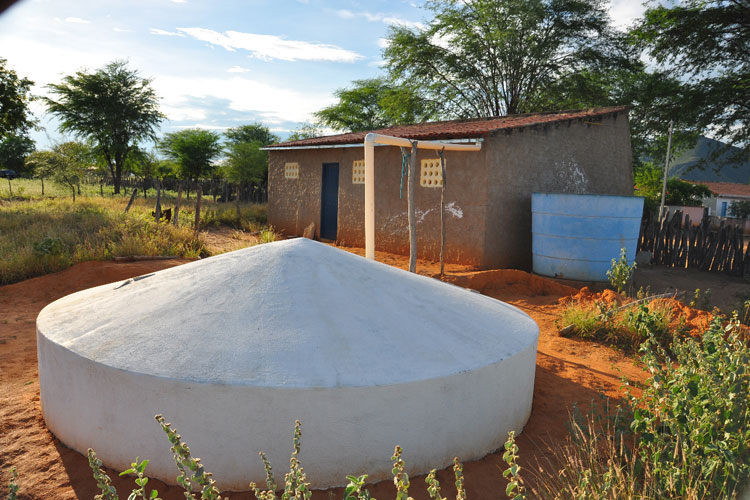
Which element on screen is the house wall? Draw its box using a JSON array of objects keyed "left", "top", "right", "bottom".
[
  {"left": 268, "top": 111, "right": 635, "bottom": 270},
  {"left": 483, "top": 111, "right": 634, "bottom": 269},
  {"left": 268, "top": 146, "right": 490, "bottom": 266}
]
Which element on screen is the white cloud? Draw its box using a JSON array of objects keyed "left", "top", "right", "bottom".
[
  {"left": 113, "top": 27, "right": 132, "bottom": 33},
  {"left": 176, "top": 27, "right": 364, "bottom": 62},
  {"left": 608, "top": 0, "right": 645, "bottom": 31},
  {"left": 333, "top": 10, "right": 425, "bottom": 30},
  {"left": 152, "top": 75, "right": 336, "bottom": 124},
  {"left": 65, "top": 16, "right": 90, "bottom": 24},
  {"left": 377, "top": 38, "right": 390, "bottom": 49},
  {"left": 150, "top": 28, "right": 185, "bottom": 37},
  {"left": 227, "top": 65, "right": 251, "bottom": 73}
]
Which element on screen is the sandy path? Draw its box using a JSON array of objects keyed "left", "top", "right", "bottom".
[{"left": 0, "top": 251, "right": 649, "bottom": 499}]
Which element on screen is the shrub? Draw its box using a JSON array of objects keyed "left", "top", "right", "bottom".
[
  {"left": 0, "top": 198, "right": 207, "bottom": 285},
  {"left": 558, "top": 301, "right": 605, "bottom": 338},
  {"left": 627, "top": 315, "right": 750, "bottom": 498},
  {"left": 5, "top": 467, "right": 18, "bottom": 500},
  {"left": 507, "top": 316, "right": 750, "bottom": 499},
  {"left": 606, "top": 247, "right": 636, "bottom": 295}
]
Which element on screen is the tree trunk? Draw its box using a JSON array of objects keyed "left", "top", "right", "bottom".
[
  {"left": 186, "top": 184, "right": 190, "bottom": 200},
  {"left": 125, "top": 188, "right": 138, "bottom": 212},
  {"left": 408, "top": 141, "right": 418, "bottom": 273},
  {"left": 100, "top": 181, "right": 103, "bottom": 197},
  {"left": 77, "top": 182, "right": 81, "bottom": 195},
  {"left": 212, "top": 180, "right": 217, "bottom": 202},
  {"left": 41, "top": 178, "right": 44, "bottom": 196},
  {"left": 173, "top": 181, "right": 183, "bottom": 226},
  {"left": 113, "top": 159, "right": 122, "bottom": 195},
  {"left": 236, "top": 183, "right": 241, "bottom": 219},
  {"left": 71, "top": 184, "right": 76, "bottom": 203},
  {"left": 7, "top": 178, "right": 12, "bottom": 197},
  {"left": 143, "top": 177, "right": 148, "bottom": 199},
  {"left": 439, "top": 148, "right": 447, "bottom": 276},
  {"left": 194, "top": 181, "right": 202, "bottom": 232},
  {"left": 154, "top": 180, "right": 162, "bottom": 223}
]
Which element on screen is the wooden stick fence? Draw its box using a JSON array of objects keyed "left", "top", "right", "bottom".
[{"left": 638, "top": 210, "right": 750, "bottom": 277}]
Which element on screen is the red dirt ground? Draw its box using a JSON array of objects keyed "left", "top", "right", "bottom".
[{"left": 0, "top": 250, "right": 653, "bottom": 499}]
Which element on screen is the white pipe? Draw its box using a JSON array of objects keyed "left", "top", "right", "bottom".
[{"left": 364, "top": 133, "right": 481, "bottom": 261}]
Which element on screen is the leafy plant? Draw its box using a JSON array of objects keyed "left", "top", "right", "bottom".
[
  {"left": 250, "top": 420, "right": 311, "bottom": 500},
  {"left": 606, "top": 247, "right": 636, "bottom": 294},
  {"left": 344, "top": 474, "right": 373, "bottom": 500},
  {"left": 502, "top": 432, "right": 525, "bottom": 500},
  {"left": 155, "top": 414, "right": 223, "bottom": 500},
  {"left": 628, "top": 316, "right": 750, "bottom": 498},
  {"left": 120, "top": 457, "right": 161, "bottom": 500},
  {"left": 689, "top": 288, "right": 712, "bottom": 311},
  {"left": 88, "top": 449, "right": 119, "bottom": 500},
  {"left": 5, "top": 466, "right": 18, "bottom": 500},
  {"left": 32, "top": 236, "right": 65, "bottom": 256}
]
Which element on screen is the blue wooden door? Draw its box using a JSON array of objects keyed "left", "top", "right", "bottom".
[{"left": 320, "top": 163, "right": 339, "bottom": 240}]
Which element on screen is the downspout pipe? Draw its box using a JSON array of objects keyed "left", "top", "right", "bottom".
[{"left": 364, "top": 133, "right": 482, "bottom": 261}]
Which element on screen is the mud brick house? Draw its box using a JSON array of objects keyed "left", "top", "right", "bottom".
[{"left": 264, "top": 106, "right": 634, "bottom": 269}]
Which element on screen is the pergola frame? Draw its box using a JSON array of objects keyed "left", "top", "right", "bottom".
[{"left": 363, "top": 133, "right": 482, "bottom": 272}]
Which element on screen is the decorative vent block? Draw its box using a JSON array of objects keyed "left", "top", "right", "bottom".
[
  {"left": 352, "top": 160, "right": 365, "bottom": 184},
  {"left": 284, "top": 162, "right": 299, "bottom": 179},
  {"left": 420, "top": 159, "right": 444, "bottom": 188}
]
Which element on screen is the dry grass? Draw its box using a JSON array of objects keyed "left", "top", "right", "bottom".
[{"left": 0, "top": 194, "right": 269, "bottom": 285}]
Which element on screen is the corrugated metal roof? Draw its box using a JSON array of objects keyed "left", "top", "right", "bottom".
[{"left": 266, "top": 106, "right": 628, "bottom": 149}]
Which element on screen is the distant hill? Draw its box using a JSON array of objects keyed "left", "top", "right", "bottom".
[{"left": 669, "top": 136, "right": 750, "bottom": 184}]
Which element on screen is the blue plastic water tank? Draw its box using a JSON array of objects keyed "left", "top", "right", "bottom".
[{"left": 532, "top": 193, "right": 644, "bottom": 281}]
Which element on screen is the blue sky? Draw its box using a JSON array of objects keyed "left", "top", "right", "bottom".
[{"left": 0, "top": 0, "right": 645, "bottom": 148}]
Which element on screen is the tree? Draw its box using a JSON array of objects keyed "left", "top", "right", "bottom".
[
  {"left": 384, "top": 0, "right": 621, "bottom": 118},
  {"left": 159, "top": 129, "right": 223, "bottom": 230},
  {"left": 286, "top": 123, "right": 324, "bottom": 142},
  {"left": 225, "top": 123, "right": 279, "bottom": 146},
  {"left": 1, "top": 58, "right": 37, "bottom": 185},
  {"left": 633, "top": 0, "right": 749, "bottom": 164},
  {"left": 315, "top": 78, "right": 438, "bottom": 132},
  {"left": 224, "top": 123, "right": 277, "bottom": 203},
  {"left": 25, "top": 142, "right": 91, "bottom": 201},
  {"left": 44, "top": 60, "right": 164, "bottom": 194},
  {"left": 223, "top": 141, "right": 266, "bottom": 213},
  {"left": 0, "top": 58, "right": 36, "bottom": 139},
  {"left": 0, "top": 133, "right": 34, "bottom": 175},
  {"left": 729, "top": 200, "right": 750, "bottom": 220},
  {"left": 635, "top": 164, "right": 712, "bottom": 212}
]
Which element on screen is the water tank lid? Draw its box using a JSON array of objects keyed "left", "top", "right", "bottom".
[{"left": 37, "top": 239, "right": 538, "bottom": 388}]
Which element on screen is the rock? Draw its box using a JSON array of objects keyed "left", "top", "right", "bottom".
[{"left": 303, "top": 222, "right": 316, "bottom": 240}]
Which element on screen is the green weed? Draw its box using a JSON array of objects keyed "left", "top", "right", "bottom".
[{"left": 606, "top": 247, "right": 636, "bottom": 295}]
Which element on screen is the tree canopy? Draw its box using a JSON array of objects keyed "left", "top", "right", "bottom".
[
  {"left": 0, "top": 133, "right": 35, "bottom": 174},
  {"left": 286, "top": 123, "right": 324, "bottom": 142},
  {"left": 315, "top": 78, "right": 437, "bottom": 132},
  {"left": 0, "top": 58, "right": 36, "bottom": 139},
  {"left": 384, "top": 0, "right": 622, "bottom": 118},
  {"left": 225, "top": 123, "right": 279, "bottom": 146},
  {"left": 223, "top": 141, "right": 266, "bottom": 185},
  {"left": 1, "top": 58, "right": 37, "bottom": 173},
  {"left": 633, "top": 0, "right": 749, "bottom": 164},
  {"left": 25, "top": 142, "right": 91, "bottom": 201},
  {"left": 634, "top": 164, "right": 713, "bottom": 212},
  {"left": 44, "top": 60, "right": 164, "bottom": 194},
  {"left": 158, "top": 129, "right": 222, "bottom": 181}
]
